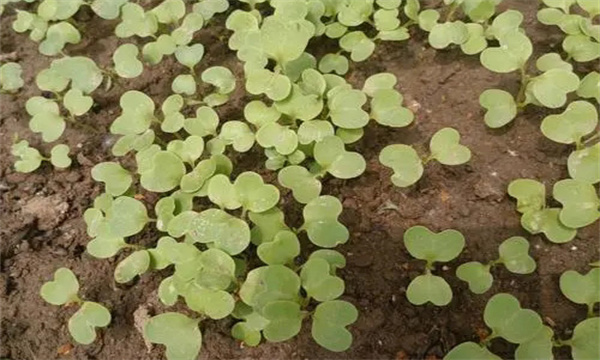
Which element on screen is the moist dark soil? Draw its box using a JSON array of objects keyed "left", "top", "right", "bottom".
[{"left": 1, "top": 1, "right": 598, "bottom": 359}]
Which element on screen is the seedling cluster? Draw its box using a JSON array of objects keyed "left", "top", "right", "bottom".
[{"left": 0, "top": 0, "right": 597, "bottom": 359}]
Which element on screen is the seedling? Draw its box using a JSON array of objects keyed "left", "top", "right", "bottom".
[
  {"left": 553, "top": 179, "right": 600, "bottom": 229},
  {"left": 457, "top": 236, "right": 536, "bottom": 294},
  {"left": 508, "top": 178, "right": 577, "bottom": 243},
  {"left": 560, "top": 267, "right": 600, "bottom": 316},
  {"left": 379, "top": 127, "right": 471, "bottom": 187},
  {"left": 403, "top": 225, "right": 465, "bottom": 306},
  {"left": 40, "top": 268, "right": 111, "bottom": 345},
  {"left": 11, "top": 140, "right": 71, "bottom": 172}
]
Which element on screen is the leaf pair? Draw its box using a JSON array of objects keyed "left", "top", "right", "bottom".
[
  {"left": 40, "top": 268, "right": 111, "bottom": 345},
  {"left": 379, "top": 128, "right": 471, "bottom": 187},
  {"left": 457, "top": 237, "right": 536, "bottom": 294},
  {"left": 0, "top": 62, "right": 24, "bottom": 92},
  {"left": 404, "top": 226, "right": 465, "bottom": 306},
  {"left": 314, "top": 135, "right": 366, "bottom": 179},
  {"left": 12, "top": 140, "right": 71, "bottom": 172},
  {"left": 207, "top": 172, "right": 280, "bottom": 213}
]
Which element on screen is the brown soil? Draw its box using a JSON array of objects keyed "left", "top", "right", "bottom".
[{"left": 1, "top": 1, "right": 598, "bottom": 360}]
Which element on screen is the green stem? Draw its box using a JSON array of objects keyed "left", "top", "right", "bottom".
[
  {"left": 445, "top": 2, "right": 460, "bottom": 22},
  {"left": 553, "top": 338, "right": 572, "bottom": 347},
  {"left": 516, "top": 66, "right": 530, "bottom": 109},
  {"left": 480, "top": 331, "right": 498, "bottom": 346},
  {"left": 587, "top": 303, "right": 595, "bottom": 317},
  {"left": 583, "top": 132, "right": 600, "bottom": 146}
]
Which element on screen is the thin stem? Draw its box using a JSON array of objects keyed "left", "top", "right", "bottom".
[
  {"left": 516, "top": 66, "right": 530, "bottom": 109},
  {"left": 587, "top": 303, "right": 595, "bottom": 318},
  {"left": 583, "top": 132, "right": 600, "bottom": 145},
  {"left": 445, "top": 2, "right": 460, "bottom": 22}
]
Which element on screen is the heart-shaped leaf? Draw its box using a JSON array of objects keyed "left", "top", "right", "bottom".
[
  {"left": 479, "top": 89, "right": 517, "bottom": 128},
  {"left": 239, "top": 265, "right": 301, "bottom": 308},
  {"left": 418, "top": 9, "right": 440, "bottom": 31},
  {"left": 318, "top": 53, "right": 349, "bottom": 75},
  {"left": 456, "top": 261, "right": 493, "bottom": 294},
  {"left": 150, "top": 0, "right": 185, "bottom": 24},
  {"left": 171, "top": 12, "right": 204, "bottom": 45},
  {"left": 301, "top": 257, "right": 344, "bottom": 302},
  {"left": 480, "top": 30, "right": 532, "bottom": 73},
  {"left": 309, "top": 250, "right": 346, "bottom": 272},
  {"left": 521, "top": 208, "right": 577, "bottom": 243},
  {"left": 541, "top": 101, "right": 598, "bottom": 144},
  {"left": 184, "top": 106, "right": 219, "bottom": 137},
  {"left": 260, "top": 16, "right": 313, "bottom": 64},
  {"left": 51, "top": 56, "right": 104, "bottom": 94},
  {"left": 114, "top": 250, "right": 150, "bottom": 283},
  {"left": 339, "top": 31, "right": 375, "bottom": 62},
  {"left": 234, "top": 172, "right": 280, "bottom": 213},
  {"left": 311, "top": 300, "right": 358, "bottom": 352},
  {"left": 111, "top": 90, "right": 156, "bottom": 135},
  {"left": 142, "top": 34, "right": 176, "bottom": 65},
  {"left": 202, "top": 66, "right": 236, "bottom": 95},
  {"left": 167, "top": 136, "right": 205, "bottom": 164},
  {"left": 193, "top": 0, "right": 229, "bottom": 20},
  {"left": 139, "top": 150, "right": 186, "bottom": 193},
  {"left": 484, "top": 293, "right": 543, "bottom": 344},
  {"left": 91, "top": 0, "right": 128, "bottom": 20},
  {"left": 560, "top": 268, "right": 600, "bottom": 308},
  {"left": 568, "top": 143, "right": 600, "bottom": 184},
  {"left": 50, "top": 144, "right": 71, "bottom": 168},
  {"left": 428, "top": 21, "right": 469, "bottom": 49},
  {"left": 314, "top": 136, "right": 366, "bottom": 179},
  {"left": 379, "top": 144, "right": 424, "bottom": 187},
  {"left": 174, "top": 43, "right": 204, "bottom": 70},
  {"left": 460, "top": 23, "right": 488, "bottom": 55},
  {"left": 244, "top": 100, "right": 281, "bottom": 128},
  {"left": 11, "top": 140, "right": 43, "bottom": 173},
  {"left": 407, "top": 273, "right": 453, "bottom": 306},
  {"left": 404, "top": 225, "right": 465, "bottom": 264},
  {"left": 91, "top": 162, "right": 132, "bottom": 196},
  {"left": 246, "top": 68, "right": 292, "bottom": 101},
  {"left": 257, "top": 230, "right": 300, "bottom": 266},
  {"left": 113, "top": 43, "right": 143, "bottom": 78},
  {"left": 231, "top": 322, "right": 262, "bottom": 347},
  {"left": 362, "top": 72, "right": 396, "bottom": 97},
  {"left": 172, "top": 74, "right": 197, "bottom": 95},
  {"left": 278, "top": 166, "right": 322, "bottom": 204},
  {"left": 528, "top": 68, "right": 580, "bottom": 109},
  {"left": 298, "top": 120, "right": 334, "bottom": 145},
  {"left": 29, "top": 101, "right": 65, "bottom": 142},
  {"left": 63, "top": 88, "right": 93, "bottom": 117},
  {"left": 219, "top": 121, "right": 255, "bottom": 152},
  {"left": 429, "top": 127, "right": 471, "bottom": 165},
  {"left": 498, "top": 236, "right": 536, "bottom": 274},
  {"left": 255, "top": 122, "right": 298, "bottom": 155},
  {"left": 262, "top": 301, "right": 303, "bottom": 342},
  {"left": 144, "top": 313, "right": 201, "bottom": 360},
  {"left": 570, "top": 317, "right": 600, "bottom": 360},
  {"left": 39, "top": 22, "right": 81, "bottom": 56},
  {"left": 105, "top": 196, "right": 149, "bottom": 238},
  {"left": 553, "top": 179, "right": 600, "bottom": 228},
  {"left": 328, "top": 88, "right": 369, "bottom": 129},
  {"left": 181, "top": 286, "right": 235, "bottom": 319},
  {"left": 302, "top": 195, "right": 349, "bottom": 248},
  {"left": 68, "top": 301, "right": 111, "bottom": 345},
  {"left": 180, "top": 158, "right": 217, "bottom": 194},
  {"left": 371, "top": 89, "right": 414, "bottom": 127},
  {"left": 189, "top": 209, "right": 250, "bottom": 255},
  {"left": 40, "top": 268, "right": 79, "bottom": 305}
]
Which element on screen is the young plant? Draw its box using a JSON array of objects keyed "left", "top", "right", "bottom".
[
  {"left": 508, "top": 178, "right": 577, "bottom": 243},
  {"left": 444, "top": 293, "right": 547, "bottom": 360},
  {"left": 537, "top": 0, "right": 600, "bottom": 62},
  {"left": 11, "top": 140, "right": 72, "bottom": 173},
  {"left": 379, "top": 127, "right": 471, "bottom": 187},
  {"left": 403, "top": 225, "right": 465, "bottom": 306},
  {"left": 40, "top": 268, "right": 111, "bottom": 345},
  {"left": 457, "top": 236, "right": 536, "bottom": 294}
]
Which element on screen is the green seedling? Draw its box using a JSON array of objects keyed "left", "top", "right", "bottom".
[
  {"left": 560, "top": 267, "right": 600, "bottom": 316},
  {"left": 11, "top": 140, "right": 71, "bottom": 172},
  {"left": 568, "top": 317, "right": 600, "bottom": 360},
  {"left": 403, "top": 225, "right": 465, "bottom": 306},
  {"left": 207, "top": 171, "right": 280, "bottom": 213},
  {"left": 313, "top": 135, "right": 366, "bottom": 179},
  {"left": 457, "top": 236, "right": 536, "bottom": 294},
  {"left": 300, "top": 195, "right": 349, "bottom": 248},
  {"left": 508, "top": 179, "right": 577, "bottom": 243},
  {"left": 40, "top": 268, "right": 111, "bottom": 345},
  {"left": 568, "top": 143, "right": 600, "bottom": 184},
  {"left": 193, "top": 0, "right": 229, "bottom": 21},
  {"left": 115, "top": 3, "right": 158, "bottom": 38},
  {"left": 113, "top": 43, "right": 143, "bottom": 78},
  {"left": 379, "top": 127, "right": 471, "bottom": 187},
  {"left": 277, "top": 165, "right": 322, "bottom": 204},
  {"left": 0, "top": 62, "right": 24, "bottom": 92},
  {"left": 553, "top": 179, "right": 600, "bottom": 229},
  {"left": 577, "top": 71, "right": 600, "bottom": 103},
  {"left": 537, "top": 0, "right": 600, "bottom": 62}
]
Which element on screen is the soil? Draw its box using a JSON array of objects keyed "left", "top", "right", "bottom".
[{"left": 1, "top": 1, "right": 598, "bottom": 360}]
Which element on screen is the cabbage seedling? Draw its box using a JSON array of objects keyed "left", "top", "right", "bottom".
[
  {"left": 403, "top": 225, "right": 465, "bottom": 306},
  {"left": 11, "top": 140, "right": 72, "bottom": 172},
  {"left": 457, "top": 236, "right": 536, "bottom": 294},
  {"left": 379, "top": 127, "right": 471, "bottom": 187},
  {"left": 553, "top": 179, "right": 600, "bottom": 229},
  {"left": 508, "top": 178, "right": 577, "bottom": 243},
  {"left": 40, "top": 268, "right": 111, "bottom": 345}
]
